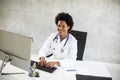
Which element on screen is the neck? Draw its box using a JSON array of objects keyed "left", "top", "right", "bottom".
[{"left": 60, "top": 33, "right": 68, "bottom": 42}]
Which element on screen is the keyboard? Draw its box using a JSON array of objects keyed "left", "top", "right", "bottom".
[{"left": 30, "top": 60, "right": 57, "bottom": 73}]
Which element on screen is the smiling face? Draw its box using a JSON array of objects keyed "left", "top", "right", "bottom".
[{"left": 57, "top": 20, "right": 70, "bottom": 39}]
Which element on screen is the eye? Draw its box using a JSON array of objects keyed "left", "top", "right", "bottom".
[
  {"left": 57, "top": 25, "right": 67, "bottom": 28},
  {"left": 57, "top": 25, "right": 60, "bottom": 27}
]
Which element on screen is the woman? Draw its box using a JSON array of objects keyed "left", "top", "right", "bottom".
[{"left": 38, "top": 12, "right": 77, "bottom": 68}]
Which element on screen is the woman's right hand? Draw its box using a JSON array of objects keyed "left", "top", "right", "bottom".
[{"left": 38, "top": 57, "right": 46, "bottom": 66}]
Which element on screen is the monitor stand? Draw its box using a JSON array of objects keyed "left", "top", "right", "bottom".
[{"left": 0, "top": 52, "right": 25, "bottom": 77}]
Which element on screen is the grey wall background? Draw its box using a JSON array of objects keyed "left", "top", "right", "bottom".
[{"left": 0, "top": 0, "right": 120, "bottom": 63}]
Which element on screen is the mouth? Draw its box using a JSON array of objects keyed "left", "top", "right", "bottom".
[
  {"left": 59, "top": 31, "right": 64, "bottom": 35},
  {"left": 58, "top": 30, "right": 63, "bottom": 33}
]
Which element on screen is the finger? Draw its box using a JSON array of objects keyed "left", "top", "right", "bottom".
[
  {"left": 40, "top": 61, "right": 44, "bottom": 66},
  {"left": 46, "top": 63, "right": 51, "bottom": 68},
  {"left": 45, "top": 63, "right": 49, "bottom": 68},
  {"left": 43, "top": 60, "right": 46, "bottom": 66},
  {"left": 50, "top": 65, "right": 53, "bottom": 68},
  {"left": 47, "top": 63, "right": 54, "bottom": 68},
  {"left": 38, "top": 60, "right": 42, "bottom": 65}
]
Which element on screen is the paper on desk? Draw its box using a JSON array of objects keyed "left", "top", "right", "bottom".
[{"left": 76, "top": 61, "right": 111, "bottom": 77}]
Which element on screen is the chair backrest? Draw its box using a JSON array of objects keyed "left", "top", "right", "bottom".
[{"left": 69, "top": 30, "right": 87, "bottom": 60}]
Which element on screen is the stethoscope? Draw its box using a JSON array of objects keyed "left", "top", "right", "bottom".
[
  {"left": 46, "top": 33, "right": 69, "bottom": 58},
  {"left": 53, "top": 33, "right": 69, "bottom": 53}
]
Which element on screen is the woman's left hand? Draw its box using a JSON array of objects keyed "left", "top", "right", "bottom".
[{"left": 45, "top": 61, "right": 60, "bottom": 68}]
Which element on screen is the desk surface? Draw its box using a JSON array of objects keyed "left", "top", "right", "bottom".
[{"left": 0, "top": 60, "right": 113, "bottom": 80}]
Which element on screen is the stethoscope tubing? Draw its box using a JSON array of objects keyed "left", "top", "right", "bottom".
[
  {"left": 53, "top": 33, "right": 69, "bottom": 47},
  {"left": 46, "top": 33, "right": 69, "bottom": 58}
]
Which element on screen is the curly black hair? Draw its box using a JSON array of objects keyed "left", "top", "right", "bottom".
[{"left": 55, "top": 12, "right": 74, "bottom": 30}]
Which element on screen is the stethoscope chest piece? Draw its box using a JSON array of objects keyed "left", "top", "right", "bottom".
[
  {"left": 60, "top": 49, "right": 64, "bottom": 53},
  {"left": 52, "top": 33, "right": 69, "bottom": 53}
]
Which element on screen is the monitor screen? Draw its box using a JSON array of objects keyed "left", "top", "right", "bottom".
[{"left": 0, "top": 29, "right": 32, "bottom": 71}]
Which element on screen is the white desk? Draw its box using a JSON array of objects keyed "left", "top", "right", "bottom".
[{"left": 0, "top": 60, "right": 112, "bottom": 80}]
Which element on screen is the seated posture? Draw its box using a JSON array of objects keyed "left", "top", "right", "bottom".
[{"left": 38, "top": 12, "right": 77, "bottom": 68}]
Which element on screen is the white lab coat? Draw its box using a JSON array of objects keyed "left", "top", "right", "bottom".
[{"left": 39, "top": 32, "right": 77, "bottom": 66}]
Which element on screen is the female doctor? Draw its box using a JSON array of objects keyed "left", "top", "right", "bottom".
[{"left": 38, "top": 12, "right": 77, "bottom": 68}]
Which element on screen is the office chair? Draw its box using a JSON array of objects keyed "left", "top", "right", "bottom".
[{"left": 69, "top": 30, "right": 87, "bottom": 60}]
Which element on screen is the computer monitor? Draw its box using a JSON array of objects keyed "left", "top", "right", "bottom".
[{"left": 0, "top": 29, "right": 32, "bottom": 74}]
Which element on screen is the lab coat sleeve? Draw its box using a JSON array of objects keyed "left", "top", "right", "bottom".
[
  {"left": 59, "top": 37, "right": 77, "bottom": 66},
  {"left": 38, "top": 33, "right": 54, "bottom": 58}
]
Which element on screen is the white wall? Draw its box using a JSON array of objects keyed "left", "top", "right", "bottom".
[{"left": 0, "top": 0, "right": 120, "bottom": 63}]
